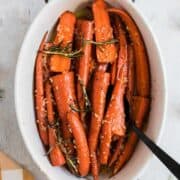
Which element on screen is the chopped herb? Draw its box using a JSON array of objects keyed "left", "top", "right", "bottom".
[{"left": 48, "top": 121, "right": 59, "bottom": 129}]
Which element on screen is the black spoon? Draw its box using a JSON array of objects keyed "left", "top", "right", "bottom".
[{"left": 131, "top": 122, "right": 180, "bottom": 179}]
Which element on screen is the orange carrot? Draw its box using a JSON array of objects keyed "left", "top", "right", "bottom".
[
  {"left": 34, "top": 32, "right": 48, "bottom": 146},
  {"left": 49, "top": 11, "right": 76, "bottom": 72},
  {"left": 75, "top": 20, "right": 93, "bottom": 129},
  {"left": 108, "top": 8, "right": 150, "bottom": 97},
  {"left": 45, "top": 81, "right": 65, "bottom": 166},
  {"left": 48, "top": 128, "right": 66, "bottom": 166},
  {"left": 67, "top": 111, "right": 90, "bottom": 176},
  {"left": 99, "top": 18, "right": 128, "bottom": 164},
  {"left": 51, "top": 72, "right": 78, "bottom": 155},
  {"left": 99, "top": 79, "right": 127, "bottom": 164},
  {"left": 88, "top": 71, "right": 110, "bottom": 178},
  {"left": 109, "top": 137, "right": 124, "bottom": 167},
  {"left": 113, "top": 96, "right": 150, "bottom": 174},
  {"left": 126, "top": 45, "right": 135, "bottom": 104},
  {"left": 110, "top": 61, "right": 117, "bottom": 85},
  {"left": 92, "top": 0, "right": 117, "bottom": 63},
  {"left": 114, "top": 17, "right": 128, "bottom": 80}
]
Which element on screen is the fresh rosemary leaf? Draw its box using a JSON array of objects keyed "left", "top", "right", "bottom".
[
  {"left": 56, "top": 128, "right": 79, "bottom": 175},
  {"left": 42, "top": 48, "right": 83, "bottom": 58},
  {"left": 70, "top": 104, "right": 91, "bottom": 113},
  {"left": 83, "top": 39, "right": 119, "bottom": 46}
]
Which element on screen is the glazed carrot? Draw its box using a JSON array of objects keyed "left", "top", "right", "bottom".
[
  {"left": 52, "top": 72, "right": 78, "bottom": 154},
  {"left": 49, "top": 11, "right": 76, "bottom": 72},
  {"left": 110, "top": 19, "right": 119, "bottom": 85},
  {"left": 48, "top": 128, "right": 66, "bottom": 166},
  {"left": 110, "top": 61, "right": 117, "bottom": 85},
  {"left": 99, "top": 19, "right": 128, "bottom": 164},
  {"left": 75, "top": 20, "right": 93, "bottom": 128},
  {"left": 45, "top": 81, "right": 65, "bottom": 166},
  {"left": 109, "top": 137, "right": 124, "bottom": 167},
  {"left": 88, "top": 72, "right": 110, "bottom": 178},
  {"left": 92, "top": 0, "right": 117, "bottom": 63},
  {"left": 99, "top": 79, "right": 127, "bottom": 164},
  {"left": 126, "top": 45, "right": 135, "bottom": 104},
  {"left": 114, "top": 17, "right": 128, "bottom": 80},
  {"left": 34, "top": 32, "right": 48, "bottom": 146},
  {"left": 113, "top": 96, "right": 150, "bottom": 174},
  {"left": 67, "top": 111, "right": 90, "bottom": 176},
  {"left": 108, "top": 8, "right": 150, "bottom": 97}
]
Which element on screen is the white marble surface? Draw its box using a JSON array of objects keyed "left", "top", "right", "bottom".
[{"left": 0, "top": 0, "right": 179, "bottom": 179}]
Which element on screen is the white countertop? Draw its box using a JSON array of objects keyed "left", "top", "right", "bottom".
[{"left": 0, "top": 0, "right": 179, "bottom": 179}]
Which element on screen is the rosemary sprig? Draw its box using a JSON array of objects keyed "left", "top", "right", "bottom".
[
  {"left": 83, "top": 39, "right": 119, "bottom": 46},
  {"left": 42, "top": 48, "right": 83, "bottom": 58},
  {"left": 70, "top": 104, "right": 90, "bottom": 113},
  {"left": 70, "top": 76, "right": 91, "bottom": 113},
  {"left": 56, "top": 128, "right": 79, "bottom": 175},
  {"left": 78, "top": 76, "right": 91, "bottom": 110},
  {"left": 47, "top": 121, "right": 59, "bottom": 129}
]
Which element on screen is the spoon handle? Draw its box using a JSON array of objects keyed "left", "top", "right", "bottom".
[{"left": 132, "top": 124, "right": 180, "bottom": 179}]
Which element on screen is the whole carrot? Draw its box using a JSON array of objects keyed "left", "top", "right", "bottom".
[
  {"left": 113, "top": 96, "right": 150, "bottom": 175},
  {"left": 99, "top": 19, "right": 128, "bottom": 164},
  {"left": 51, "top": 72, "right": 78, "bottom": 155},
  {"left": 114, "top": 16, "right": 128, "bottom": 80},
  {"left": 108, "top": 8, "right": 150, "bottom": 97},
  {"left": 75, "top": 20, "right": 94, "bottom": 129},
  {"left": 99, "top": 79, "right": 127, "bottom": 164},
  {"left": 34, "top": 32, "right": 48, "bottom": 146},
  {"left": 50, "top": 11, "right": 76, "bottom": 72},
  {"left": 67, "top": 111, "right": 90, "bottom": 177},
  {"left": 88, "top": 71, "right": 110, "bottom": 179},
  {"left": 45, "top": 81, "right": 65, "bottom": 166},
  {"left": 109, "top": 137, "right": 125, "bottom": 167},
  {"left": 92, "top": 0, "right": 117, "bottom": 63}
]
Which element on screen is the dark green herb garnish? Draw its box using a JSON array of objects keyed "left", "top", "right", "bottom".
[
  {"left": 83, "top": 39, "right": 119, "bottom": 46},
  {"left": 56, "top": 128, "right": 79, "bottom": 175}
]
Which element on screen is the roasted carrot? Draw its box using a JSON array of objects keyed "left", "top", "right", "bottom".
[
  {"left": 110, "top": 61, "right": 117, "bottom": 85},
  {"left": 48, "top": 128, "right": 66, "bottom": 166},
  {"left": 99, "top": 19, "right": 128, "bottom": 164},
  {"left": 113, "top": 96, "right": 150, "bottom": 174},
  {"left": 108, "top": 8, "right": 150, "bottom": 97},
  {"left": 109, "top": 137, "right": 124, "bottom": 167},
  {"left": 52, "top": 72, "right": 78, "bottom": 155},
  {"left": 88, "top": 71, "right": 110, "bottom": 178},
  {"left": 99, "top": 79, "right": 127, "bottom": 164},
  {"left": 92, "top": 0, "right": 117, "bottom": 63},
  {"left": 67, "top": 111, "right": 90, "bottom": 177},
  {"left": 50, "top": 11, "right": 76, "bottom": 72},
  {"left": 45, "top": 81, "right": 65, "bottom": 166},
  {"left": 75, "top": 20, "right": 93, "bottom": 129},
  {"left": 126, "top": 45, "right": 135, "bottom": 104},
  {"left": 114, "top": 17, "right": 128, "bottom": 80},
  {"left": 34, "top": 32, "right": 48, "bottom": 146}
]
